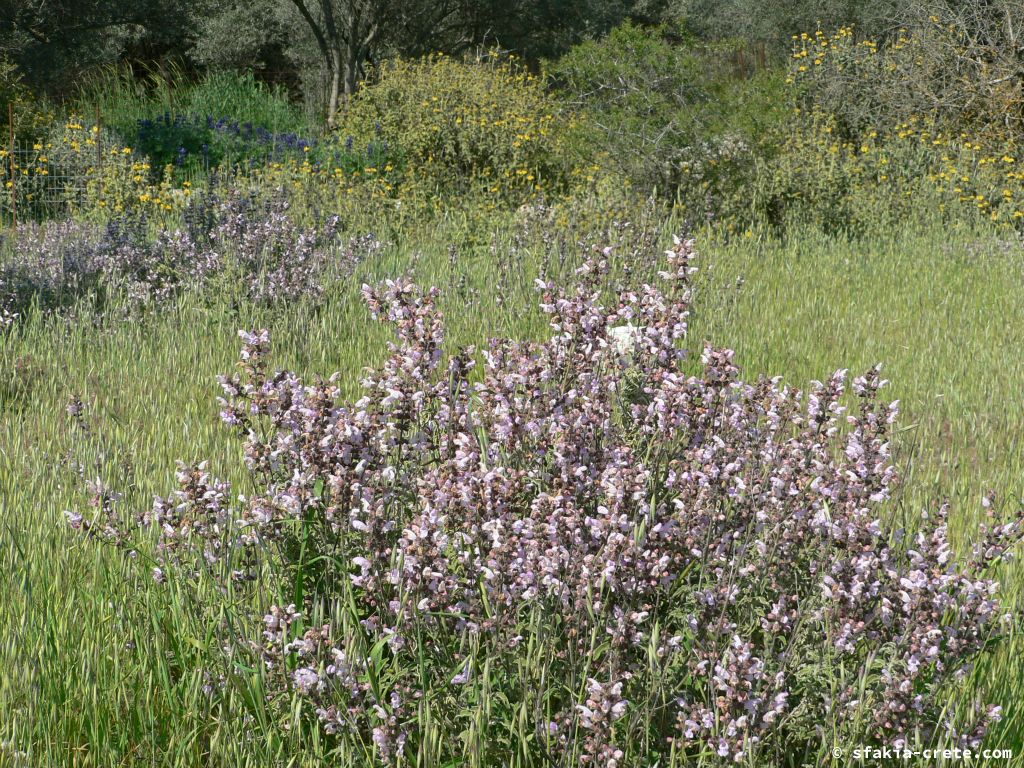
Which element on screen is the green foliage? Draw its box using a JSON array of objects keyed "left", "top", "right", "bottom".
[
  {"left": 550, "top": 22, "right": 789, "bottom": 229},
  {"left": 176, "top": 72, "right": 305, "bottom": 132},
  {"left": 551, "top": 23, "right": 706, "bottom": 190},
  {"left": 745, "top": 108, "right": 1024, "bottom": 239},
  {"left": 751, "top": 22, "right": 1024, "bottom": 238},
  {"left": 76, "top": 69, "right": 310, "bottom": 147},
  {"left": 187, "top": 0, "right": 287, "bottom": 75},
  {"left": 0, "top": 57, "right": 51, "bottom": 138},
  {"left": 1, "top": 0, "right": 196, "bottom": 93},
  {"left": 0, "top": 114, "right": 196, "bottom": 224},
  {"left": 465, "top": 0, "right": 659, "bottom": 60},
  {"left": 788, "top": 9, "right": 1024, "bottom": 144},
  {"left": 670, "top": 69, "right": 789, "bottom": 226},
  {"left": 676, "top": 0, "right": 903, "bottom": 52},
  {"left": 339, "top": 52, "right": 573, "bottom": 205},
  {"left": 786, "top": 25, "right": 956, "bottom": 142},
  {"left": 59, "top": 68, "right": 320, "bottom": 184}
]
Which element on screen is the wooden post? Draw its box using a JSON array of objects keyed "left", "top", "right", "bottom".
[
  {"left": 8, "top": 102, "right": 15, "bottom": 229},
  {"left": 95, "top": 104, "right": 102, "bottom": 172}
]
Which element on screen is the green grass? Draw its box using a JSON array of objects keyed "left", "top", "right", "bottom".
[
  {"left": 693, "top": 224, "right": 1024, "bottom": 525},
  {"left": 3, "top": 212, "right": 1024, "bottom": 764},
  {"left": 71, "top": 67, "right": 311, "bottom": 153},
  {"left": 690, "top": 222, "right": 1024, "bottom": 758}
]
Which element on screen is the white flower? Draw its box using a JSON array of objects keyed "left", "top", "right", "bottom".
[{"left": 608, "top": 322, "right": 641, "bottom": 356}]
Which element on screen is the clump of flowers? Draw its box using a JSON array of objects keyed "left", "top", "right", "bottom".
[
  {"left": 0, "top": 191, "right": 381, "bottom": 326},
  {"left": 341, "top": 51, "right": 572, "bottom": 205},
  {"left": 71, "top": 236, "right": 1022, "bottom": 765},
  {"left": 0, "top": 115, "right": 193, "bottom": 218},
  {"left": 133, "top": 112, "right": 393, "bottom": 178}
]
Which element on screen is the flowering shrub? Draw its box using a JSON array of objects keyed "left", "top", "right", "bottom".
[
  {"left": 74, "top": 236, "right": 1022, "bottom": 765},
  {"left": 0, "top": 116, "right": 194, "bottom": 220},
  {"left": 341, "top": 52, "right": 572, "bottom": 205},
  {"left": 788, "top": 16, "right": 1024, "bottom": 143},
  {"left": 748, "top": 106, "right": 1024, "bottom": 236},
  {"left": 707, "top": 23, "right": 1024, "bottom": 236},
  {"left": 0, "top": 192, "right": 380, "bottom": 323},
  {"left": 134, "top": 113, "right": 316, "bottom": 171}
]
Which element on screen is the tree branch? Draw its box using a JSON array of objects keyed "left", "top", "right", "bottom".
[{"left": 287, "top": 0, "right": 333, "bottom": 64}]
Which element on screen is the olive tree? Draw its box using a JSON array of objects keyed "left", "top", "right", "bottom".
[{"left": 0, "top": 0, "right": 191, "bottom": 89}]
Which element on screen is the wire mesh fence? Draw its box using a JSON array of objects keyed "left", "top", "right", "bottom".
[
  {"left": 0, "top": 102, "right": 329, "bottom": 231},
  {"left": 0, "top": 105, "right": 172, "bottom": 229},
  {"left": 1, "top": 139, "right": 93, "bottom": 228},
  {"left": 1, "top": 103, "right": 108, "bottom": 229}
]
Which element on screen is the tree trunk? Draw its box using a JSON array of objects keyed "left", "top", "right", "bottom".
[
  {"left": 343, "top": 45, "right": 360, "bottom": 99},
  {"left": 327, "top": 48, "right": 343, "bottom": 129}
]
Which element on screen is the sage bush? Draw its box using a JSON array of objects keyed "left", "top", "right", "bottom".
[{"left": 69, "top": 236, "right": 1023, "bottom": 765}]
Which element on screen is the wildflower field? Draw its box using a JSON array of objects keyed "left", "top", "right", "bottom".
[{"left": 5, "top": 8, "right": 1024, "bottom": 767}]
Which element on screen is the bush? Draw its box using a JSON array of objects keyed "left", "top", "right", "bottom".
[
  {"left": 339, "top": 52, "right": 572, "bottom": 205},
  {"left": 550, "top": 22, "right": 788, "bottom": 225},
  {"left": 70, "top": 69, "right": 310, "bottom": 180},
  {"left": 0, "top": 115, "right": 167, "bottom": 222},
  {"left": 743, "top": 108, "right": 938, "bottom": 238},
  {"left": 788, "top": 12, "right": 1024, "bottom": 144},
  {"left": 744, "top": 101, "right": 1024, "bottom": 237},
  {"left": 0, "top": 57, "right": 52, "bottom": 139},
  {"left": 78, "top": 69, "right": 308, "bottom": 142},
  {"left": 133, "top": 112, "right": 320, "bottom": 174},
  {"left": 679, "top": 0, "right": 901, "bottom": 54},
  {"left": 70, "top": 238, "right": 1022, "bottom": 765},
  {"left": 550, "top": 22, "right": 708, "bottom": 192},
  {"left": 0, "top": 190, "right": 375, "bottom": 323},
  {"left": 32, "top": 116, "right": 191, "bottom": 218}
]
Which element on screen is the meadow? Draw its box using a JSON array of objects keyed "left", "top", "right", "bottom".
[{"left": 3, "top": 19, "right": 1024, "bottom": 768}]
